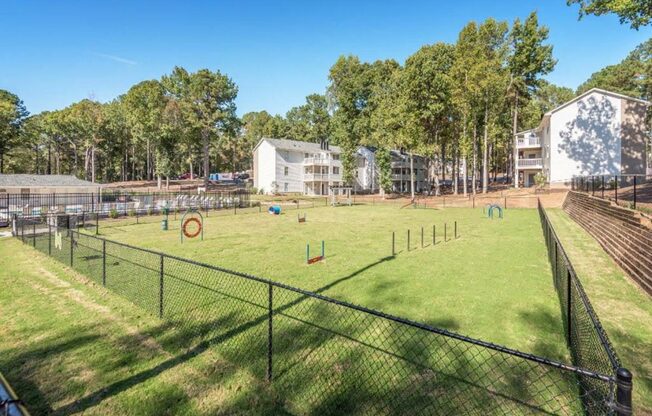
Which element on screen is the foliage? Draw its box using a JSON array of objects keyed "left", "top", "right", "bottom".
[
  {"left": 109, "top": 208, "right": 119, "bottom": 219},
  {"left": 576, "top": 38, "right": 651, "bottom": 101},
  {"left": 0, "top": 89, "right": 29, "bottom": 173},
  {"left": 534, "top": 171, "right": 547, "bottom": 188},
  {"left": 375, "top": 147, "right": 392, "bottom": 194},
  {"left": 568, "top": 0, "right": 652, "bottom": 29}
]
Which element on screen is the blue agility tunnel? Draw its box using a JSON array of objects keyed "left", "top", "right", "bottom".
[{"left": 268, "top": 205, "right": 281, "bottom": 215}]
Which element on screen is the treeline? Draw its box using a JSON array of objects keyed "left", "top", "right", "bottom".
[{"left": 1, "top": 13, "right": 650, "bottom": 194}]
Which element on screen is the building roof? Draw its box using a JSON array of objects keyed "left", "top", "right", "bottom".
[
  {"left": 254, "top": 137, "right": 342, "bottom": 153},
  {"left": 0, "top": 174, "right": 102, "bottom": 188},
  {"left": 544, "top": 88, "right": 649, "bottom": 117},
  {"left": 516, "top": 88, "right": 650, "bottom": 136}
]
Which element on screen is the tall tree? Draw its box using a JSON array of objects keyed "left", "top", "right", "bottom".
[
  {"left": 162, "top": 66, "right": 238, "bottom": 187},
  {"left": 508, "top": 12, "right": 556, "bottom": 186},
  {"left": 576, "top": 38, "right": 651, "bottom": 100},
  {"left": 0, "top": 90, "right": 29, "bottom": 173},
  {"left": 286, "top": 94, "right": 331, "bottom": 142},
  {"left": 123, "top": 80, "right": 167, "bottom": 183},
  {"left": 568, "top": 0, "right": 652, "bottom": 29},
  {"left": 401, "top": 43, "right": 456, "bottom": 198}
]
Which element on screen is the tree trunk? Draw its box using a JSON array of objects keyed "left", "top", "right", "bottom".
[
  {"left": 91, "top": 145, "right": 96, "bottom": 183},
  {"left": 189, "top": 160, "right": 194, "bottom": 180},
  {"left": 131, "top": 145, "right": 136, "bottom": 181},
  {"left": 462, "top": 156, "right": 468, "bottom": 196},
  {"left": 203, "top": 129, "right": 211, "bottom": 188},
  {"left": 453, "top": 147, "right": 458, "bottom": 195},
  {"left": 47, "top": 143, "right": 52, "bottom": 174},
  {"left": 0, "top": 152, "right": 4, "bottom": 174},
  {"left": 146, "top": 138, "right": 151, "bottom": 181},
  {"left": 482, "top": 103, "right": 489, "bottom": 194},
  {"left": 513, "top": 93, "right": 519, "bottom": 189},
  {"left": 472, "top": 125, "right": 477, "bottom": 196},
  {"left": 410, "top": 153, "right": 415, "bottom": 200}
]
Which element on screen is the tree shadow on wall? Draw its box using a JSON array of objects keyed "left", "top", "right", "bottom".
[{"left": 558, "top": 96, "right": 621, "bottom": 176}]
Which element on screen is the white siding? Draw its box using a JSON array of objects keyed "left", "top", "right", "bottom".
[
  {"left": 254, "top": 140, "right": 277, "bottom": 194},
  {"left": 275, "top": 149, "right": 304, "bottom": 193},
  {"left": 549, "top": 91, "right": 622, "bottom": 184}
]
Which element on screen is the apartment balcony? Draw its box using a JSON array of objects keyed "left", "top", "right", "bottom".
[
  {"left": 303, "top": 157, "right": 341, "bottom": 167},
  {"left": 516, "top": 135, "right": 541, "bottom": 149},
  {"left": 516, "top": 158, "right": 543, "bottom": 169},
  {"left": 391, "top": 174, "right": 425, "bottom": 181},
  {"left": 303, "top": 173, "right": 342, "bottom": 182}
]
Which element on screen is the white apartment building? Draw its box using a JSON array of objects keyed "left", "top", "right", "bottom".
[
  {"left": 254, "top": 139, "right": 430, "bottom": 195},
  {"left": 515, "top": 88, "right": 649, "bottom": 188},
  {"left": 253, "top": 138, "right": 343, "bottom": 195}
]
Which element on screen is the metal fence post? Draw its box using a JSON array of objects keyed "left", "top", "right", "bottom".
[
  {"left": 48, "top": 223, "right": 52, "bottom": 255},
  {"left": 615, "top": 175, "right": 618, "bottom": 204},
  {"left": 407, "top": 229, "right": 410, "bottom": 251},
  {"left": 391, "top": 231, "right": 395, "bottom": 256},
  {"left": 592, "top": 175, "right": 595, "bottom": 196},
  {"left": 32, "top": 223, "right": 36, "bottom": 247},
  {"left": 601, "top": 175, "right": 605, "bottom": 199},
  {"left": 444, "top": 223, "right": 447, "bottom": 242},
  {"left": 96, "top": 213, "right": 99, "bottom": 235},
  {"left": 70, "top": 230, "right": 74, "bottom": 267},
  {"left": 159, "top": 255, "right": 164, "bottom": 318},
  {"left": 633, "top": 176, "right": 637, "bottom": 209},
  {"left": 421, "top": 226, "right": 424, "bottom": 248},
  {"left": 567, "top": 270, "right": 572, "bottom": 345},
  {"left": 615, "top": 368, "right": 633, "bottom": 416},
  {"left": 455, "top": 221, "right": 458, "bottom": 239},
  {"left": 267, "top": 283, "right": 273, "bottom": 382},
  {"left": 102, "top": 240, "right": 106, "bottom": 286}
]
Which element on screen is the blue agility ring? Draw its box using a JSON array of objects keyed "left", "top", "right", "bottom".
[{"left": 487, "top": 204, "right": 503, "bottom": 219}]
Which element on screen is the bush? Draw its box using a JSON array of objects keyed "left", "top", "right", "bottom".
[
  {"left": 147, "top": 207, "right": 154, "bottom": 216},
  {"left": 128, "top": 209, "right": 136, "bottom": 217},
  {"left": 534, "top": 172, "right": 547, "bottom": 189},
  {"left": 109, "top": 209, "right": 119, "bottom": 219}
]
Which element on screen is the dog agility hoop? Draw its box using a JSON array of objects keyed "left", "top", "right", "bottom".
[{"left": 180, "top": 209, "right": 204, "bottom": 243}]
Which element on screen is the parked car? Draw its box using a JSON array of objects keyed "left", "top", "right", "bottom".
[{"left": 178, "top": 172, "right": 193, "bottom": 180}]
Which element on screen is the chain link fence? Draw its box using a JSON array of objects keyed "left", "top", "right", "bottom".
[
  {"left": 538, "top": 199, "right": 631, "bottom": 415},
  {"left": 13, "top": 214, "right": 631, "bottom": 415}
]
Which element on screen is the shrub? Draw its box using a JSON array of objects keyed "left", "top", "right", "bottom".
[
  {"left": 128, "top": 209, "right": 136, "bottom": 217},
  {"left": 534, "top": 172, "right": 547, "bottom": 189},
  {"left": 109, "top": 209, "right": 119, "bottom": 219}
]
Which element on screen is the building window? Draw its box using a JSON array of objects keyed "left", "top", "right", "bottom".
[
  {"left": 332, "top": 154, "right": 340, "bottom": 160},
  {"left": 284, "top": 166, "right": 289, "bottom": 176},
  {"left": 284, "top": 183, "right": 288, "bottom": 192},
  {"left": 333, "top": 167, "right": 340, "bottom": 174},
  {"left": 305, "top": 153, "right": 309, "bottom": 158}
]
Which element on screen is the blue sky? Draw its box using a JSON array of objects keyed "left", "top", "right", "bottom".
[{"left": 1, "top": 0, "right": 650, "bottom": 117}]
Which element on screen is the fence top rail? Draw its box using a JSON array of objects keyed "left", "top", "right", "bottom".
[
  {"left": 57, "top": 225, "right": 613, "bottom": 382},
  {"left": 537, "top": 198, "right": 621, "bottom": 370}
]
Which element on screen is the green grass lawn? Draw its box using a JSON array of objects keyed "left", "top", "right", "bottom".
[
  {"left": 94, "top": 205, "right": 567, "bottom": 359},
  {"left": 546, "top": 209, "right": 652, "bottom": 414},
  {"left": 3, "top": 205, "right": 604, "bottom": 414},
  {"left": 0, "top": 237, "right": 285, "bottom": 415},
  {"left": 3, "top": 206, "right": 612, "bottom": 414}
]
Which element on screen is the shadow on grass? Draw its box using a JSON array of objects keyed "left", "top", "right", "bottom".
[{"left": 39, "top": 250, "right": 591, "bottom": 414}]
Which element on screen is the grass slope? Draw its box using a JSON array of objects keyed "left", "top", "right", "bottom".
[
  {"left": 0, "top": 237, "right": 285, "bottom": 415},
  {"left": 546, "top": 209, "right": 652, "bottom": 414}
]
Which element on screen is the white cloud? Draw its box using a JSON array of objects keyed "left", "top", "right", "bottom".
[{"left": 94, "top": 52, "right": 137, "bottom": 66}]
